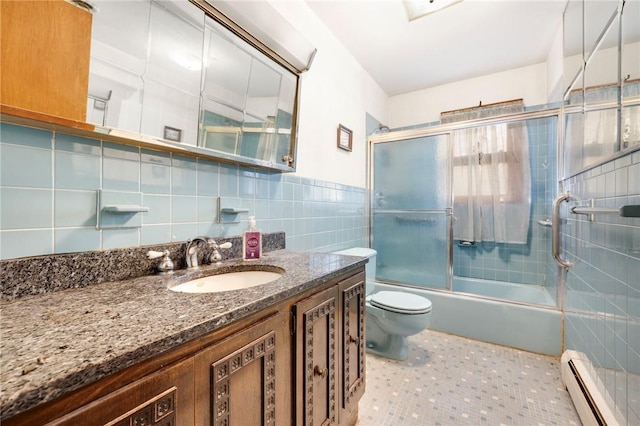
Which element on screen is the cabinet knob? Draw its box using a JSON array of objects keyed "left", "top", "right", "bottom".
[
  {"left": 314, "top": 365, "right": 328, "bottom": 379},
  {"left": 348, "top": 335, "right": 359, "bottom": 345}
]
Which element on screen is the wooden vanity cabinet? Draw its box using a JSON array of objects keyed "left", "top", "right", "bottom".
[
  {"left": 294, "top": 271, "right": 366, "bottom": 426},
  {"left": 193, "top": 310, "right": 291, "bottom": 426},
  {"left": 338, "top": 272, "right": 366, "bottom": 425},
  {"left": 0, "top": 0, "right": 92, "bottom": 123},
  {"left": 3, "top": 268, "right": 365, "bottom": 426},
  {"left": 45, "top": 357, "right": 195, "bottom": 425}
]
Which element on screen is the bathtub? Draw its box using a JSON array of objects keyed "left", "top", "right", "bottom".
[
  {"left": 371, "top": 279, "right": 563, "bottom": 356},
  {"left": 453, "top": 276, "right": 556, "bottom": 306}
]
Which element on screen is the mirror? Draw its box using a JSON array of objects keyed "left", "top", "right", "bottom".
[
  {"left": 581, "top": 13, "right": 620, "bottom": 169},
  {"left": 87, "top": 0, "right": 149, "bottom": 132},
  {"left": 87, "top": 0, "right": 299, "bottom": 172},
  {"left": 562, "top": 0, "right": 640, "bottom": 176},
  {"left": 621, "top": 0, "right": 640, "bottom": 149},
  {"left": 199, "top": 16, "right": 298, "bottom": 165},
  {"left": 562, "top": 0, "right": 583, "bottom": 98}
]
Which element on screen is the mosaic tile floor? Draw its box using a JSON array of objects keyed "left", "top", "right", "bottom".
[{"left": 356, "top": 330, "right": 582, "bottom": 426}]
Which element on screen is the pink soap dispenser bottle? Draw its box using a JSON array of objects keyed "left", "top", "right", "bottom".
[{"left": 243, "top": 216, "right": 262, "bottom": 260}]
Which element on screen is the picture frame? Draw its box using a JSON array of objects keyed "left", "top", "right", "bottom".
[
  {"left": 164, "top": 126, "right": 182, "bottom": 142},
  {"left": 337, "top": 124, "right": 353, "bottom": 151}
]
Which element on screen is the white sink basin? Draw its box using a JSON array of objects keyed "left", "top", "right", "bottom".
[{"left": 169, "top": 270, "right": 283, "bottom": 294}]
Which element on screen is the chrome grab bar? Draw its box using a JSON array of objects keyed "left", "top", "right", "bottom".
[{"left": 552, "top": 193, "right": 573, "bottom": 268}]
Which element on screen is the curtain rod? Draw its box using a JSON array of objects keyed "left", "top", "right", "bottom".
[{"left": 440, "top": 98, "right": 524, "bottom": 116}]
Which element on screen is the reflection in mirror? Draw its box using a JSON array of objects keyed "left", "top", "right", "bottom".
[
  {"left": 87, "top": 0, "right": 150, "bottom": 132},
  {"left": 563, "top": 0, "right": 584, "bottom": 98},
  {"left": 87, "top": 0, "right": 300, "bottom": 171},
  {"left": 198, "top": 14, "right": 297, "bottom": 167},
  {"left": 581, "top": 13, "right": 619, "bottom": 167},
  {"left": 142, "top": 1, "right": 204, "bottom": 144},
  {"left": 583, "top": 13, "right": 619, "bottom": 93},
  {"left": 584, "top": 1, "right": 619, "bottom": 61},
  {"left": 621, "top": 0, "right": 640, "bottom": 148}
]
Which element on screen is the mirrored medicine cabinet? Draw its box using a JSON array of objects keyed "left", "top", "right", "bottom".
[
  {"left": 562, "top": 0, "right": 640, "bottom": 178},
  {"left": 86, "top": 0, "right": 303, "bottom": 172}
]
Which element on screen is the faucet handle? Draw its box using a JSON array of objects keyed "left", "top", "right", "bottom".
[
  {"left": 147, "top": 250, "right": 174, "bottom": 273},
  {"left": 211, "top": 241, "right": 232, "bottom": 262},
  {"left": 147, "top": 250, "right": 165, "bottom": 259}
]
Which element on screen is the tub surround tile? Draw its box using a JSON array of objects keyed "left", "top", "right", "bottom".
[{"left": 0, "top": 248, "right": 365, "bottom": 420}]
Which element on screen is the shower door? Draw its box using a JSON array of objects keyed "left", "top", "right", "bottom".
[{"left": 371, "top": 134, "right": 451, "bottom": 289}]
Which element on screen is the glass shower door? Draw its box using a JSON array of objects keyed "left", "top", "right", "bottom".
[{"left": 371, "top": 134, "right": 451, "bottom": 289}]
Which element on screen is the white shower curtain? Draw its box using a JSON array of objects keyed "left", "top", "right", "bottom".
[{"left": 443, "top": 101, "right": 531, "bottom": 244}]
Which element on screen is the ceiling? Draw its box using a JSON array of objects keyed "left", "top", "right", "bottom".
[{"left": 304, "top": 0, "right": 569, "bottom": 96}]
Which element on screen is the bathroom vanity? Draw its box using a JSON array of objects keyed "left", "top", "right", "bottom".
[{"left": 0, "top": 250, "right": 366, "bottom": 425}]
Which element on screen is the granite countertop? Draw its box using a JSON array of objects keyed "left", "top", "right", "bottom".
[{"left": 0, "top": 249, "right": 366, "bottom": 420}]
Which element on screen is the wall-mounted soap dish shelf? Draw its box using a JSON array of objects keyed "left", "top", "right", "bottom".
[
  {"left": 103, "top": 205, "right": 150, "bottom": 213},
  {"left": 220, "top": 207, "right": 249, "bottom": 214},
  {"left": 97, "top": 190, "right": 148, "bottom": 229},
  {"left": 217, "top": 197, "right": 249, "bottom": 224}
]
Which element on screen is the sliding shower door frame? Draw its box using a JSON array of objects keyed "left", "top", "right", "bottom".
[
  {"left": 368, "top": 107, "right": 564, "bottom": 305},
  {"left": 369, "top": 130, "right": 454, "bottom": 291}
]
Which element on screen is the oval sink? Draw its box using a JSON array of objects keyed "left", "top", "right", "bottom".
[{"left": 169, "top": 270, "right": 283, "bottom": 294}]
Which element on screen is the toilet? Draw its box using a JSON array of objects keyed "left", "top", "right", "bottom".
[{"left": 333, "top": 248, "right": 432, "bottom": 360}]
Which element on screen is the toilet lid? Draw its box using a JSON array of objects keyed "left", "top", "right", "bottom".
[{"left": 370, "top": 291, "right": 432, "bottom": 314}]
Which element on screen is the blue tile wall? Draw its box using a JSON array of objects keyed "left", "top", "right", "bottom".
[
  {"left": 0, "top": 122, "right": 368, "bottom": 259},
  {"left": 562, "top": 150, "right": 640, "bottom": 423},
  {"left": 452, "top": 116, "right": 558, "bottom": 293}
]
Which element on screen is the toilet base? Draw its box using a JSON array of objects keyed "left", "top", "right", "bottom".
[{"left": 365, "top": 334, "right": 410, "bottom": 361}]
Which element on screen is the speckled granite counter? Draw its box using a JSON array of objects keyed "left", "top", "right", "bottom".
[{"left": 0, "top": 249, "right": 366, "bottom": 420}]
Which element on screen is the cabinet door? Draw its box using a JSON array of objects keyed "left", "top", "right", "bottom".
[
  {"left": 46, "top": 357, "right": 194, "bottom": 426},
  {"left": 194, "top": 311, "right": 291, "bottom": 426},
  {"left": 1, "top": 0, "right": 91, "bottom": 122},
  {"left": 339, "top": 272, "right": 366, "bottom": 424},
  {"left": 294, "top": 286, "right": 338, "bottom": 426}
]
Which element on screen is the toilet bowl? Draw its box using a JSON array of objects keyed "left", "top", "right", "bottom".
[{"left": 333, "top": 248, "right": 432, "bottom": 360}]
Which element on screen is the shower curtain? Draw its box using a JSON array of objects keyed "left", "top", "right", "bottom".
[{"left": 443, "top": 101, "right": 531, "bottom": 244}]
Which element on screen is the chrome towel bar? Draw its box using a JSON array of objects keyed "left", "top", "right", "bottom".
[{"left": 571, "top": 199, "right": 640, "bottom": 221}]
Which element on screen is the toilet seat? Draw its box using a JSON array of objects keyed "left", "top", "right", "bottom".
[{"left": 369, "top": 291, "right": 432, "bottom": 314}]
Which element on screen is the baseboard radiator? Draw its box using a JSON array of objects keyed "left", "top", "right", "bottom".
[{"left": 560, "top": 350, "right": 620, "bottom": 426}]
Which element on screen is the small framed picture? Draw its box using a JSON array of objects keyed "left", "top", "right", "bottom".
[
  {"left": 337, "top": 124, "right": 352, "bottom": 151},
  {"left": 164, "top": 126, "right": 182, "bottom": 142}
]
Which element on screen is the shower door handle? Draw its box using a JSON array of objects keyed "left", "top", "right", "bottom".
[{"left": 552, "top": 193, "right": 573, "bottom": 268}]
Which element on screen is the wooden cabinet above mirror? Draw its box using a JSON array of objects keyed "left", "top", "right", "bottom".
[{"left": 0, "top": 0, "right": 92, "bottom": 126}]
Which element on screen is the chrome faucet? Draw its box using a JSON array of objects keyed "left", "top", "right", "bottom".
[
  {"left": 185, "top": 236, "right": 214, "bottom": 268},
  {"left": 185, "top": 236, "right": 233, "bottom": 268}
]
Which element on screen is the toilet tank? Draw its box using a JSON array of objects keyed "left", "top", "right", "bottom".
[{"left": 333, "top": 248, "right": 377, "bottom": 292}]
